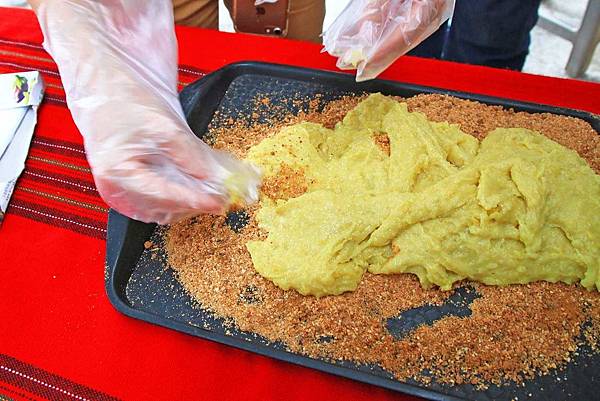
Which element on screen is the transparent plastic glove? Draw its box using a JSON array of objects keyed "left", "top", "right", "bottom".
[
  {"left": 323, "top": 0, "right": 455, "bottom": 81},
  {"left": 34, "top": 0, "right": 260, "bottom": 224}
]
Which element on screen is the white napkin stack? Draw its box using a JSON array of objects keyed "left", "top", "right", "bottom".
[{"left": 0, "top": 71, "right": 45, "bottom": 224}]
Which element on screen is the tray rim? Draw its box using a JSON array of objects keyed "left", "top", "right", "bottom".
[
  {"left": 105, "top": 210, "right": 464, "bottom": 401},
  {"left": 105, "top": 61, "right": 600, "bottom": 401},
  {"left": 177, "top": 61, "right": 599, "bottom": 133}
]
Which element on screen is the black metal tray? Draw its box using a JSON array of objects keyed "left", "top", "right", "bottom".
[{"left": 105, "top": 61, "right": 600, "bottom": 401}]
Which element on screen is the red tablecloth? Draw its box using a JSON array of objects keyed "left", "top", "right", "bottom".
[{"left": 0, "top": 6, "right": 599, "bottom": 401}]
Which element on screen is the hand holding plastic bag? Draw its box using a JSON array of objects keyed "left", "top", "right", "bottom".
[
  {"left": 33, "top": 0, "right": 260, "bottom": 224},
  {"left": 323, "top": 0, "right": 455, "bottom": 81}
]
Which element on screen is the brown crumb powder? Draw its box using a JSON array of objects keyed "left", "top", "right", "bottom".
[
  {"left": 165, "top": 94, "right": 600, "bottom": 388},
  {"left": 261, "top": 164, "right": 309, "bottom": 201},
  {"left": 372, "top": 132, "right": 391, "bottom": 156}
]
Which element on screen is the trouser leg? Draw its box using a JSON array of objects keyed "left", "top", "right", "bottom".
[
  {"left": 408, "top": 20, "right": 449, "bottom": 59},
  {"left": 173, "top": 0, "right": 219, "bottom": 29},
  {"left": 443, "top": 0, "right": 542, "bottom": 70}
]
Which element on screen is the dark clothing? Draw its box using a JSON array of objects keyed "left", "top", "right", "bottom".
[{"left": 409, "top": 0, "right": 542, "bottom": 71}]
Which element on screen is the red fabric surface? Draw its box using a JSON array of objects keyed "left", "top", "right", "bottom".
[{"left": 0, "top": 6, "right": 599, "bottom": 401}]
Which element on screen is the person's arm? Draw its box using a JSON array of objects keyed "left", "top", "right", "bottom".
[
  {"left": 323, "top": 0, "right": 455, "bottom": 81},
  {"left": 28, "top": 0, "right": 259, "bottom": 223}
]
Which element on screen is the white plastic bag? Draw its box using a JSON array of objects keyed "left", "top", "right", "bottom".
[
  {"left": 323, "top": 0, "right": 455, "bottom": 81},
  {"left": 34, "top": 0, "right": 260, "bottom": 224}
]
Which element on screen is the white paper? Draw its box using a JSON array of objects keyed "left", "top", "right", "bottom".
[
  {"left": 0, "top": 71, "right": 44, "bottom": 224},
  {"left": 0, "top": 71, "right": 44, "bottom": 109},
  {"left": 0, "top": 106, "right": 37, "bottom": 183},
  {"left": 0, "top": 108, "right": 27, "bottom": 158}
]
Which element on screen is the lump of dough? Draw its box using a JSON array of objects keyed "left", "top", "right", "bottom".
[{"left": 246, "top": 94, "right": 600, "bottom": 296}]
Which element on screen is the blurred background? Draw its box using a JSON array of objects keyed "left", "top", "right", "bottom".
[
  {"left": 2, "top": 0, "right": 598, "bottom": 82},
  {"left": 220, "top": 0, "right": 600, "bottom": 82}
]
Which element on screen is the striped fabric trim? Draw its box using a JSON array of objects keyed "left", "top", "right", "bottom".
[
  {"left": 19, "top": 187, "right": 108, "bottom": 213},
  {"left": 31, "top": 137, "right": 87, "bottom": 159},
  {"left": 28, "top": 156, "right": 91, "bottom": 173},
  {"left": 0, "top": 60, "right": 59, "bottom": 76},
  {"left": 0, "top": 37, "right": 208, "bottom": 76},
  {"left": 0, "top": 37, "right": 45, "bottom": 50},
  {"left": 0, "top": 391, "right": 15, "bottom": 401},
  {"left": 0, "top": 354, "right": 120, "bottom": 401},
  {"left": 9, "top": 199, "right": 107, "bottom": 239},
  {"left": 0, "top": 383, "right": 37, "bottom": 401},
  {"left": 23, "top": 167, "right": 98, "bottom": 194},
  {"left": 0, "top": 36, "right": 210, "bottom": 238},
  {"left": 0, "top": 48, "right": 53, "bottom": 63},
  {"left": 15, "top": 134, "right": 108, "bottom": 238}
]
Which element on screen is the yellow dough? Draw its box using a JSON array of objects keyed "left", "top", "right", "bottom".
[{"left": 245, "top": 94, "right": 600, "bottom": 297}]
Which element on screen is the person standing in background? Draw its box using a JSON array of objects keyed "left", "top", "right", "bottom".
[
  {"left": 412, "top": 0, "right": 542, "bottom": 70},
  {"left": 172, "top": 0, "right": 542, "bottom": 72},
  {"left": 173, "top": 0, "right": 326, "bottom": 43}
]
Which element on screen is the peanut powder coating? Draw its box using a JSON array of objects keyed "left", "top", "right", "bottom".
[{"left": 165, "top": 93, "right": 600, "bottom": 388}]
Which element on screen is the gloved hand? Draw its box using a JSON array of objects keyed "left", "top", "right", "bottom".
[
  {"left": 33, "top": 0, "right": 260, "bottom": 224},
  {"left": 323, "top": 0, "right": 455, "bottom": 81}
]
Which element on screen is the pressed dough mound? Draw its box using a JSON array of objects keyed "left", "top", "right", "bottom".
[{"left": 246, "top": 94, "right": 600, "bottom": 297}]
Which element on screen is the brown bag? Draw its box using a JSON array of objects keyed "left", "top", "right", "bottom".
[{"left": 231, "top": 0, "right": 290, "bottom": 37}]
